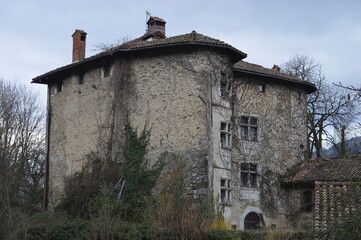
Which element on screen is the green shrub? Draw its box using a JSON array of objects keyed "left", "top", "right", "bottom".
[
  {"left": 265, "top": 229, "right": 291, "bottom": 240},
  {"left": 325, "top": 211, "right": 361, "bottom": 240},
  {"left": 207, "top": 229, "right": 266, "bottom": 240},
  {"left": 16, "top": 211, "right": 88, "bottom": 240}
]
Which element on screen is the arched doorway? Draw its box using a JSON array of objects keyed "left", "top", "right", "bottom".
[{"left": 244, "top": 212, "right": 261, "bottom": 230}]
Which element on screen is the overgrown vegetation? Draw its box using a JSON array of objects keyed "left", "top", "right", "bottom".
[
  {"left": 320, "top": 184, "right": 361, "bottom": 240},
  {"left": 0, "top": 79, "right": 45, "bottom": 239},
  {"left": 282, "top": 55, "right": 361, "bottom": 158}
]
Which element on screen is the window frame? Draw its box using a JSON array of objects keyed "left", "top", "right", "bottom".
[
  {"left": 301, "top": 190, "right": 313, "bottom": 212},
  {"left": 220, "top": 121, "right": 232, "bottom": 149},
  {"left": 240, "top": 115, "right": 259, "bottom": 142},
  {"left": 220, "top": 178, "right": 232, "bottom": 205},
  {"left": 259, "top": 84, "right": 266, "bottom": 93},
  {"left": 240, "top": 163, "right": 258, "bottom": 188},
  {"left": 219, "top": 73, "right": 231, "bottom": 98}
]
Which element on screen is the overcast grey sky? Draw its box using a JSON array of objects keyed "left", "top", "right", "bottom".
[{"left": 1, "top": 0, "right": 361, "bottom": 105}]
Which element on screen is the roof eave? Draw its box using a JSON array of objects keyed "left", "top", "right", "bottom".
[
  {"left": 233, "top": 68, "right": 317, "bottom": 94},
  {"left": 33, "top": 42, "right": 247, "bottom": 84}
]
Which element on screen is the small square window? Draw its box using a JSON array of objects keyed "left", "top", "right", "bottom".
[
  {"left": 103, "top": 65, "right": 111, "bottom": 78},
  {"left": 79, "top": 73, "right": 85, "bottom": 85},
  {"left": 259, "top": 84, "right": 266, "bottom": 93},
  {"left": 55, "top": 81, "right": 63, "bottom": 93}
]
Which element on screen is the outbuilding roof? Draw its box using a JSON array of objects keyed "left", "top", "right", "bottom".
[{"left": 283, "top": 158, "right": 361, "bottom": 184}]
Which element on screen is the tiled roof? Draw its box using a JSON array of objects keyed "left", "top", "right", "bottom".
[
  {"left": 233, "top": 61, "right": 317, "bottom": 93},
  {"left": 283, "top": 158, "right": 361, "bottom": 184},
  {"left": 98, "top": 30, "right": 242, "bottom": 53},
  {"left": 148, "top": 16, "right": 166, "bottom": 22},
  {"left": 33, "top": 31, "right": 246, "bottom": 83}
]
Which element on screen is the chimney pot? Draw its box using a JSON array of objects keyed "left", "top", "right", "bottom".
[{"left": 72, "top": 29, "right": 87, "bottom": 62}]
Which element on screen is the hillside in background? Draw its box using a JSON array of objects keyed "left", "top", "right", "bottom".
[{"left": 323, "top": 136, "right": 361, "bottom": 158}]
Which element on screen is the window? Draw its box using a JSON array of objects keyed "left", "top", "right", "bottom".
[
  {"left": 220, "top": 122, "right": 231, "bottom": 149},
  {"left": 244, "top": 212, "right": 261, "bottom": 230},
  {"left": 78, "top": 73, "right": 85, "bottom": 85},
  {"left": 240, "top": 116, "right": 258, "bottom": 141},
  {"left": 301, "top": 191, "right": 313, "bottom": 212},
  {"left": 259, "top": 84, "right": 266, "bottom": 93},
  {"left": 220, "top": 178, "right": 231, "bottom": 205},
  {"left": 55, "top": 80, "right": 63, "bottom": 93},
  {"left": 220, "top": 73, "right": 231, "bottom": 98},
  {"left": 103, "top": 65, "right": 111, "bottom": 78},
  {"left": 240, "top": 163, "right": 258, "bottom": 187}
]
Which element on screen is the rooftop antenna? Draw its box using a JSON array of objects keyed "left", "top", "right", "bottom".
[{"left": 146, "top": 11, "right": 151, "bottom": 32}]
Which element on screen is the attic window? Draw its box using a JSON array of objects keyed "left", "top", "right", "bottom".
[
  {"left": 55, "top": 80, "right": 63, "bottom": 93},
  {"left": 103, "top": 65, "right": 111, "bottom": 78},
  {"left": 81, "top": 35, "right": 86, "bottom": 41},
  {"left": 79, "top": 73, "right": 85, "bottom": 85},
  {"left": 259, "top": 84, "right": 266, "bottom": 93}
]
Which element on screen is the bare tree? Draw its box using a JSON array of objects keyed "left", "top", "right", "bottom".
[
  {"left": 282, "top": 55, "right": 360, "bottom": 158},
  {"left": 92, "top": 36, "right": 131, "bottom": 52},
  {"left": 0, "top": 79, "right": 45, "bottom": 238}
]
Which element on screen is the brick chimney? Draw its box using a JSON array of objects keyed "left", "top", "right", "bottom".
[
  {"left": 72, "top": 29, "right": 87, "bottom": 62},
  {"left": 147, "top": 16, "right": 166, "bottom": 36}
]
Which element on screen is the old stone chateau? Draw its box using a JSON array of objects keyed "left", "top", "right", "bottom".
[{"left": 33, "top": 16, "right": 359, "bottom": 231}]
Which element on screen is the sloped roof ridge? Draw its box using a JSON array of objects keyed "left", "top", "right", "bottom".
[
  {"left": 234, "top": 60, "right": 317, "bottom": 93},
  {"left": 283, "top": 157, "right": 361, "bottom": 183},
  {"left": 234, "top": 60, "right": 300, "bottom": 81},
  {"left": 97, "top": 30, "right": 233, "bottom": 54}
]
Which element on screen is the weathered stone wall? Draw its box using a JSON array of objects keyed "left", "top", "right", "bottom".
[
  {"left": 48, "top": 48, "right": 232, "bottom": 205},
  {"left": 47, "top": 42, "right": 310, "bottom": 231},
  {"left": 286, "top": 186, "right": 314, "bottom": 230},
  {"left": 127, "top": 49, "right": 233, "bottom": 199},
  {"left": 226, "top": 76, "right": 308, "bottom": 230},
  {"left": 49, "top": 66, "right": 113, "bottom": 204}
]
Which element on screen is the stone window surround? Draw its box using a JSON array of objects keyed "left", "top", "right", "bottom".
[
  {"left": 220, "top": 121, "right": 232, "bottom": 149},
  {"left": 220, "top": 177, "right": 232, "bottom": 205},
  {"left": 240, "top": 162, "right": 259, "bottom": 188},
  {"left": 239, "top": 114, "right": 259, "bottom": 142}
]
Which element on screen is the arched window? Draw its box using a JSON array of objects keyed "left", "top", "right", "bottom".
[{"left": 244, "top": 212, "right": 261, "bottom": 230}]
